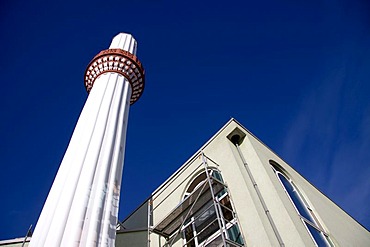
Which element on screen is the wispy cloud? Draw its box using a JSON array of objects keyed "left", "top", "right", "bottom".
[
  {"left": 327, "top": 109, "right": 370, "bottom": 225},
  {"left": 282, "top": 63, "right": 346, "bottom": 183},
  {"left": 282, "top": 39, "right": 370, "bottom": 228}
]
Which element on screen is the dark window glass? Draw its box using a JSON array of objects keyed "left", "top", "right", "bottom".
[
  {"left": 197, "top": 220, "right": 219, "bottom": 243},
  {"left": 212, "top": 170, "right": 223, "bottom": 182},
  {"left": 278, "top": 173, "right": 312, "bottom": 221},
  {"left": 220, "top": 195, "right": 234, "bottom": 222},
  {"left": 276, "top": 171, "right": 331, "bottom": 247},
  {"left": 194, "top": 201, "right": 219, "bottom": 243},
  {"left": 306, "top": 223, "right": 330, "bottom": 247},
  {"left": 227, "top": 224, "right": 244, "bottom": 245},
  {"left": 184, "top": 224, "right": 195, "bottom": 247},
  {"left": 212, "top": 170, "right": 227, "bottom": 198}
]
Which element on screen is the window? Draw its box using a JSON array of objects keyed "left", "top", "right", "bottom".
[
  {"left": 181, "top": 170, "right": 244, "bottom": 247},
  {"left": 271, "top": 163, "right": 333, "bottom": 247}
]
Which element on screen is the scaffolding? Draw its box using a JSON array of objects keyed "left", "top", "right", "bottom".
[{"left": 149, "top": 152, "right": 245, "bottom": 247}]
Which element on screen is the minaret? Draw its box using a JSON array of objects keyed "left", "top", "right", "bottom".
[{"left": 30, "top": 33, "right": 145, "bottom": 247}]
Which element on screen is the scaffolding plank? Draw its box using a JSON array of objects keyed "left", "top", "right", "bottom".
[{"left": 153, "top": 178, "right": 225, "bottom": 237}]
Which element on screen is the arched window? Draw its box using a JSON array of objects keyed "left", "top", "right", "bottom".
[
  {"left": 271, "top": 162, "right": 333, "bottom": 247},
  {"left": 181, "top": 170, "right": 244, "bottom": 246}
]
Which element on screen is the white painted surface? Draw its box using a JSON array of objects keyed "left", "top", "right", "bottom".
[
  {"left": 147, "top": 119, "right": 370, "bottom": 246},
  {"left": 30, "top": 33, "right": 136, "bottom": 247}
]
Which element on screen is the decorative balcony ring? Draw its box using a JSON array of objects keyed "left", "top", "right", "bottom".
[{"left": 84, "top": 49, "right": 145, "bottom": 105}]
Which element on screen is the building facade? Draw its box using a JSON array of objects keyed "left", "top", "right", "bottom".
[
  {"left": 116, "top": 119, "right": 370, "bottom": 246},
  {"left": 2, "top": 119, "right": 369, "bottom": 246}
]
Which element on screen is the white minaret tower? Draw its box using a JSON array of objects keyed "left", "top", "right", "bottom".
[{"left": 30, "top": 33, "right": 145, "bottom": 247}]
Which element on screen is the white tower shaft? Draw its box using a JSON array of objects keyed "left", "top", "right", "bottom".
[{"left": 30, "top": 34, "right": 144, "bottom": 247}]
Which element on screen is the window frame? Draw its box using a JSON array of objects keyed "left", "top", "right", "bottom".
[{"left": 272, "top": 166, "right": 333, "bottom": 247}]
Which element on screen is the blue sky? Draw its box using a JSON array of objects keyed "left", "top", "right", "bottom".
[{"left": 1, "top": 0, "right": 369, "bottom": 239}]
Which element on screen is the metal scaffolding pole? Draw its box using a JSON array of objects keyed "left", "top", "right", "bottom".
[
  {"left": 201, "top": 152, "right": 227, "bottom": 247},
  {"left": 167, "top": 182, "right": 208, "bottom": 246},
  {"left": 150, "top": 152, "right": 245, "bottom": 247}
]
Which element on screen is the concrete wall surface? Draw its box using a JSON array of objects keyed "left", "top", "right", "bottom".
[
  {"left": 144, "top": 119, "right": 370, "bottom": 246},
  {"left": 116, "top": 230, "right": 147, "bottom": 246}
]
